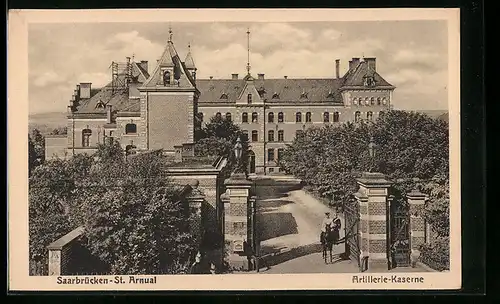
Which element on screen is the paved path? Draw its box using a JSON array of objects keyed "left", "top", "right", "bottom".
[{"left": 253, "top": 177, "right": 357, "bottom": 273}]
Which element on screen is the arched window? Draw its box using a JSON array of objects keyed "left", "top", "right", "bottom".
[
  {"left": 278, "top": 112, "right": 284, "bottom": 123},
  {"left": 242, "top": 130, "right": 249, "bottom": 141},
  {"left": 306, "top": 112, "right": 312, "bottom": 122},
  {"left": 333, "top": 112, "right": 340, "bottom": 123},
  {"left": 198, "top": 112, "right": 204, "bottom": 123},
  {"left": 251, "top": 112, "right": 258, "bottom": 123},
  {"left": 247, "top": 93, "right": 253, "bottom": 104},
  {"left": 268, "top": 130, "right": 275, "bottom": 142},
  {"left": 163, "top": 70, "right": 171, "bottom": 85},
  {"left": 251, "top": 130, "right": 258, "bottom": 142},
  {"left": 225, "top": 112, "right": 232, "bottom": 121},
  {"left": 125, "top": 123, "right": 137, "bottom": 134},
  {"left": 323, "top": 112, "right": 330, "bottom": 123},
  {"left": 125, "top": 144, "right": 137, "bottom": 155},
  {"left": 82, "top": 129, "right": 92, "bottom": 147},
  {"left": 268, "top": 112, "right": 274, "bottom": 123},
  {"left": 108, "top": 130, "right": 114, "bottom": 144},
  {"left": 382, "top": 97, "right": 387, "bottom": 105},
  {"left": 295, "top": 112, "right": 302, "bottom": 123},
  {"left": 367, "top": 111, "right": 373, "bottom": 121},
  {"left": 377, "top": 97, "right": 382, "bottom": 106},
  {"left": 216, "top": 112, "right": 222, "bottom": 119},
  {"left": 353, "top": 98, "right": 358, "bottom": 105},
  {"left": 370, "top": 97, "right": 375, "bottom": 105},
  {"left": 355, "top": 111, "right": 361, "bottom": 122},
  {"left": 365, "top": 97, "right": 370, "bottom": 105},
  {"left": 278, "top": 130, "right": 284, "bottom": 142},
  {"left": 242, "top": 112, "right": 248, "bottom": 123}
]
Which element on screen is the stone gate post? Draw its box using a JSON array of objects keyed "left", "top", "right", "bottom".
[
  {"left": 185, "top": 181, "right": 205, "bottom": 248},
  {"left": 407, "top": 189, "right": 426, "bottom": 267},
  {"left": 222, "top": 173, "right": 254, "bottom": 271},
  {"left": 355, "top": 172, "right": 392, "bottom": 271}
]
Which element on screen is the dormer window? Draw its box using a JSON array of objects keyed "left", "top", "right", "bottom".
[
  {"left": 258, "top": 87, "right": 266, "bottom": 98},
  {"left": 327, "top": 90, "right": 335, "bottom": 98},
  {"left": 95, "top": 100, "right": 106, "bottom": 109},
  {"left": 163, "top": 70, "right": 171, "bottom": 86},
  {"left": 220, "top": 92, "right": 228, "bottom": 99},
  {"left": 272, "top": 92, "right": 280, "bottom": 99},
  {"left": 300, "top": 90, "right": 308, "bottom": 99},
  {"left": 364, "top": 75, "right": 375, "bottom": 87}
]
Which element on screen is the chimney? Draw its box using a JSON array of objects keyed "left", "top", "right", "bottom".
[
  {"left": 349, "top": 57, "right": 360, "bottom": 70},
  {"left": 284, "top": 76, "right": 288, "bottom": 79},
  {"left": 80, "top": 83, "right": 92, "bottom": 99},
  {"left": 258, "top": 73, "right": 265, "bottom": 80},
  {"left": 106, "top": 105, "right": 112, "bottom": 124},
  {"left": 231, "top": 74, "right": 238, "bottom": 80},
  {"left": 139, "top": 60, "right": 148, "bottom": 73},
  {"left": 365, "top": 57, "right": 376, "bottom": 71},
  {"left": 335, "top": 59, "right": 340, "bottom": 79},
  {"left": 67, "top": 105, "right": 73, "bottom": 114},
  {"left": 209, "top": 76, "right": 213, "bottom": 80}
]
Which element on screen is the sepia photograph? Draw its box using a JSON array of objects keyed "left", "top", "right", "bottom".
[{"left": 9, "top": 8, "right": 461, "bottom": 291}]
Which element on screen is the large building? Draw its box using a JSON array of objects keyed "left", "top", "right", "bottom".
[{"left": 45, "top": 31, "right": 395, "bottom": 175}]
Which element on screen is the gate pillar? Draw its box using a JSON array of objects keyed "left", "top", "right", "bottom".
[
  {"left": 355, "top": 172, "right": 393, "bottom": 271},
  {"left": 222, "top": 173, "right": 254, "bottom": 271},
  {"left": 407, "top": 190, "right": 426, "bottom": 267}
]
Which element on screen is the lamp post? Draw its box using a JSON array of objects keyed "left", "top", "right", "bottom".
[{"left": 368, "top": 136, "right": 377, "bottom": 172}]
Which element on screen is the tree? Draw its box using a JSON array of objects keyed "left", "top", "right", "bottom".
[
  {"left": 195, "top": 115, "right": 249, "bottom": 175},
  {"left": 30, "top": 128, "right": 45, "bottom": 165},
  {"left": 50, "top": 126, "right": 68, "bottom": 135}
]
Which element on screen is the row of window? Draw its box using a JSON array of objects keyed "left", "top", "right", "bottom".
[
  {"left": 267, "top": 148, "right": 284, "bottom": 162},
  {"left": 205, "top": 111, "right": 342, "bottom": 124},
  {"left": 80, "top": 124, "right": 137, "bottom": 147},
  {"left": 352, "top": 97, "right": 387, "bottom": 106}
]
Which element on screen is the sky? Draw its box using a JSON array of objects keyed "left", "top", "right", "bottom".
[{"left": 28, "top": 21, "right": 448, "bottom": 115}]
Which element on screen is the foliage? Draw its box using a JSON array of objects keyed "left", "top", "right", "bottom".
[
  {"left": 281, "top": 110, "right": 450, "bottom": 268},
  {"left": 29, "top": 141, "right": 197, "bottom": 275},
  {"left": 50, "top": 126, "right": 68, "bottom": 135},
  {"left": 28, "top": 128, "right": 45, "bottom": 176},
  {"left": 420, "top": 236, "right": 450, "bottom": 271},
  {"left": 194, "top": 115, "right": 250, "bottom": 175}
]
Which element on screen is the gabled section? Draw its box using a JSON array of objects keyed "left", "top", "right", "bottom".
[
  {"left": 236, "top": 76, "right": 263, "bottom": 105},
  {"left": 340, "top": 57, "right": 395, "bottom": 90},
  {"left": 140, "top": 39, "right": 196, "bottom": 90}
]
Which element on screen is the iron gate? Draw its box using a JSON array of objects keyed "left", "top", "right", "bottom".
[
  {"left": 344, "top": 199, "right": 361, "bottom": 268},
  {"left": 389, "top": 201, "right": 410, "bottom": 268}
]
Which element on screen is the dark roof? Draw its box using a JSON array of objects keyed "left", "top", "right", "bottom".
[
  {"left": 196, "top": 78, "right": 344, "bottom": 104},
  {"left": 341, "top": 60, "right": 394, "bottom": 89}
]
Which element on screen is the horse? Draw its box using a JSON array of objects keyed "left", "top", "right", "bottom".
[{"left": 320, "top": 218, "right": 341, "bottom": 264}]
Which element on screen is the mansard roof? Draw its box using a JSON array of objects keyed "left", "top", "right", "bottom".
[
  {"left": 196, "top": 77, "right": 344, "bottom": 104},
  {"left": 341, "top": 60, "right": 394, "bottom": 89}
]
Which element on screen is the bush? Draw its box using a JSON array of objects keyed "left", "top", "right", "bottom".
[{"left": 420, "top": 236, "right": 450, "bottom": 271}]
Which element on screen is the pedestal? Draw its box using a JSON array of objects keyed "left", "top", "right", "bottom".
[
  {"left": 355, "top": 172, "right": 392, "bottom": 271},
  {"left": 407, "top": 190, "right": 426, "bottom": 267},
  {"left": 223, "top": 172, "right": 253, "bottom": 271}
]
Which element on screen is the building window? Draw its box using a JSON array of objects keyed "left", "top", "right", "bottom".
[
  {"left": 125, "top": 123, "right": 137, "bottom": 134},
  {"left": 355, "top": 111, "right": 361, "bottom": 122},
  {"left": 278, "top": 112, "right": 284, "bottom": 123},
  {"left": 268, "top": 149, "right": 275, "bottom": 162},
  {"left": 365, "top": 98, "right": 370, "bottom": 105},
  {"left": 277, "top": 148, "right": 284, "bottom": 160},
  {"left": 251, "top": 130, "right": 258, "bottom": 142},
  {"left": 377, "top": 97, "right": 382, "bottom": 106},
  {"left": 382, "top": 98, "right": 387, "bottom": 105},
  {"left": 353, "top": 98, "right": 358, "bottom": 106},
  {"left": 251, "top": 112, "right": 258, "bottom": 123},
  {"left": 295, "top": 112, "right": 302, "bottom": 123},
  {"left": 278, "top": 130, "right": 284, "bottom": 142},
  {"left": 367, "top": 111, "right": 373, "bottom": 121},
  {"left": 82, "top": 129, "right": 92, "bottom": 147},
  {"left": 323, "top": 112, "right": 330, "bottom": 123},
  {"left": 242, "top": 112, "right": 248, "bottom": 123},
  {"left": 269, "top": 168, "right": 275, "bottom": 173},
  {"left": 370, "top": 97, "right": 375, "bottom": 105},
  {"left": 268, "top": 112, "right": 274, "bottom": 123},
  {"left": 268, "top": 130, "right": 275, "bottom": 142},
  {"left": 333, "top": 112, "right": 339, "bottom": 123},
  {"left": 247, "top": 93, "right": 252, "bottom": 104},
  {"left": 216, "top": 112, "right": 222, "bottom": 119},
  {"left": 272, "top": 93, "right": 280, "bottom": 99},
  {"left": 306, "top": 112, "right": 312, "bottom": 122},
  {"left": 198, "top": 112, "right": 204, "bottom": 123},
  {"left": 226, "top": 112, "right": 232, "bottom": 121},
  {"left": 108, "top": 130, "right": 114, "bottom": 144},
  {"left": 242, "top": 130, "right": 249, "bottom": 141},
  {"left": 163, "top": 70, "right": 171, "bottom": 85},
  {"left": 220, "top": 93, "right": 228, "bottom": 99}
]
